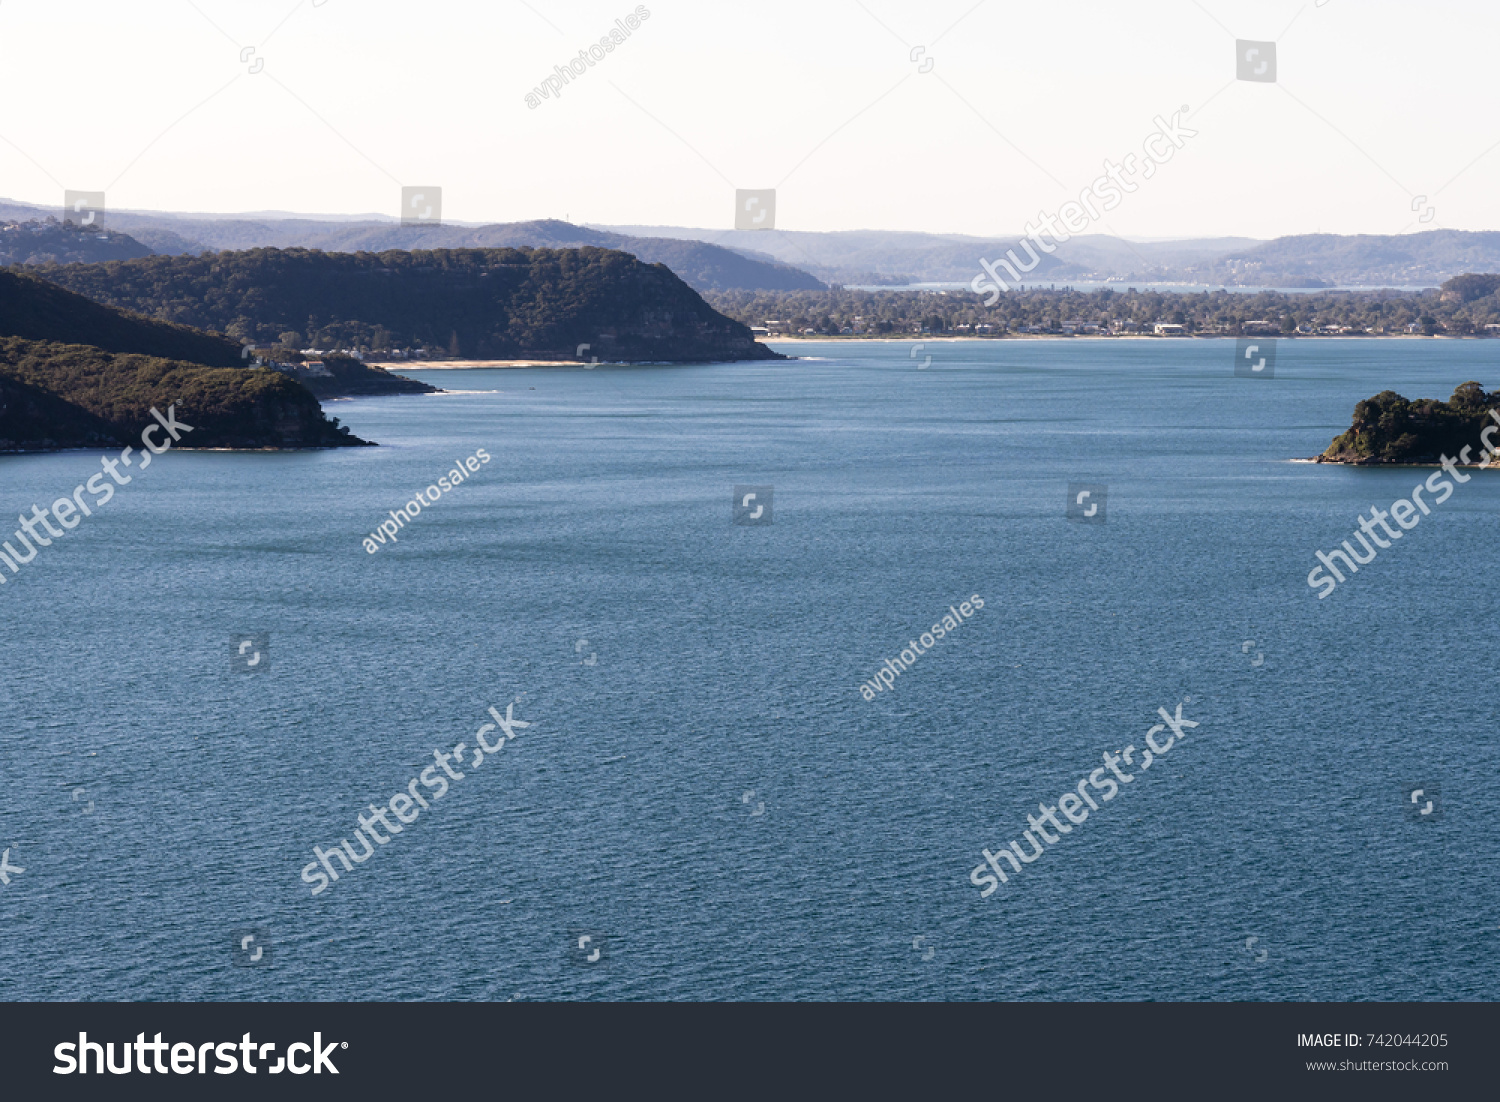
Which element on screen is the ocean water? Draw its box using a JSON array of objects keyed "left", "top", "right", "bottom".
[{"left": 1, "top": 338, "right": 1496, "bottom": 1002}]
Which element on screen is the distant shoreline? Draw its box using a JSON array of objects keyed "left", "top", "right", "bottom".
[
  {"left": 756, "top": 334, "right": 1472, "bottom": 343},
  {"left": 370, "top": 359, "right": 594, "bottom": 369}
]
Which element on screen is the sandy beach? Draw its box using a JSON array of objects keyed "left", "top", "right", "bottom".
[{"left": 368, "top": 359, "right": 594, "bottom": 369}]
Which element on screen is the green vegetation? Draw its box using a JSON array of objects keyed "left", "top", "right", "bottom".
[
  {"left": 1321, "top": 382, "right": 1500, "bottom": 464},
  {"left": 0, "top": 268, "right": 244, "bottom": 365},
  {"left": 37, "top": 246, "right": 783, "bottom": 362},
  {"left": 0, "top": 337, "right": 366, "bottom": 451},
  {"left": 0, "top": 270, "right": 365, "bottom": 452},
  {"left": 705, "top": 275, "right": 1500, "bottom": 337},
  {"left": 288, "top": 354, "right": 436, "bottom": 399},
  {"left": 0, "top": 370, "right": 121, "bottom": 452}
]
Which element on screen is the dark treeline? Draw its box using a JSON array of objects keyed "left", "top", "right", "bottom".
[
  {"left": 34, "top": 246, "right": 776, "bottom": 362},
  {"left": 1322, "top": 381, "right": 1500, "bottom": 464},
  {"left": 0, "top": 269, "right": 361, "bottom": 451},
  {"left": 705, "top": 275, "right": 1500, "bottom": 337}
]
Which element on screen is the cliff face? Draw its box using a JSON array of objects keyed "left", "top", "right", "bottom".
[
  {"left": 0, "top": 338, "right": 368, "bottom": 451},
  {"left": 1319, "top": 382, "right": 1498, "bottom": 464}
]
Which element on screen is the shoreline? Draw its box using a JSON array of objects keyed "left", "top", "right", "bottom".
[
  {"left": 370, "top": 359, "right": 596, "bottom": 369},
  {"left": 754, "top": 334, "right": 1472, "bottom": 343},
  {"left": 1302, "top": 457, "right": 1500, "bottom": 469}
]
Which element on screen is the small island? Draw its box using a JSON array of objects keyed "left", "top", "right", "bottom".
[{"left": 1317, "top": 381, "right": 1500, "bottom": 466}]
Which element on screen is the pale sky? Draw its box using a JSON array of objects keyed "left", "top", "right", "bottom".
[{"left": 0, "top": 0, "right": 1494, "bottom": 240}]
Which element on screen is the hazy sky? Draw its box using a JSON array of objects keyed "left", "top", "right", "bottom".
[{"left": 0, "top": 0, "right": 1494, "bottom": 239}]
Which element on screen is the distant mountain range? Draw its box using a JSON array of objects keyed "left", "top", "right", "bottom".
[
  {"left": 599, "top": 225, "right": 1252, "bottom": 286},
  {"left": 601, "top": 225, "right": 1500, "bottom": 289},
  {"left": 0, "top": 199, "right": 824, "bottom": 294},
  {"left": 7, "top": 196, "right": 1500, "bottom": 289},
  {"left": 0, "top": 219, "right": 152, "bottom": 266}
]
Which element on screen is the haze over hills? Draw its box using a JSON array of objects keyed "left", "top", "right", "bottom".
[
  {"left": 601, "top": 225, "right": 1261, "bottom": 286},
  {"left": 602, "top": 225, "right": 1500, "bottom": 289},
  {"left": 1186, "top": 231, "right": 1500, "bottom": 289},
  {"left": 8, "top": 193, "right": 1500, "bottom": 291},
  {"left": 0, "top": 199, "right": 823, "bottom": 294},
  {"left": 0, "top": 220, "right": 153, "bottom": 266}
]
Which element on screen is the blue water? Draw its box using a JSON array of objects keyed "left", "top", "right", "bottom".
[{"left": 1, "top": 338, "right": 1497, "bottom": 1002}]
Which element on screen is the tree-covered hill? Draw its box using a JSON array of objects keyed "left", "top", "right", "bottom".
[
  {"left": 0, "top": 271, "right": 366, "bottom": 452},
  {"left": 0, "top": 267, "right": 245, "bottom": 366},
  {"left": 37, "top": 246, "right": 783, "bottom": 362},
  {"left": 0, "top": 336, "right": 366, "bottom": 451},
  {"left": 1199, "top": 230, "right": 1500, "bottom": 287},
  {"left": 0, "top": 369, "right": 122, "bottom": 452},
  {"left": 240, "top": 220, "right": 827, "bottom": 293},
  {"left": 1319, "top": 382, "right": 1499, "bottom": 464}
]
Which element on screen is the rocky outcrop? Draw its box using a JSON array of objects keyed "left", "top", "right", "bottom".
[{"left": 1319, "top": 382, "right": 1498, "bottom": 464}]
